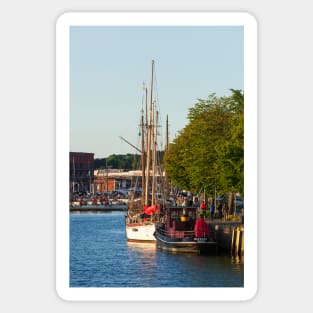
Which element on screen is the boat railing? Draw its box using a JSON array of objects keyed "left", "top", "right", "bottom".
[
  {"left": 126, "top": 213, "right": 156, "bottom": 225},
  {"left": 156, "top": 224, "right": 195, "bottom": 238},
  {"left": 156, "top": 222, "right": 216, "bottom": 240}
]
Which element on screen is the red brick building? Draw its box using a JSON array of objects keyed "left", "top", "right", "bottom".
[
  {"left": 69, "top": 152, "right": 146, "bottom": 195},
  {"left": 69, "top": 152, "right": 94, "bottom": 193},
  {"left": 93, "top": 175, "right": 115, "bottom": 193},
  {"left": 93, "top": 169, "right": 137, "bottom": 193}
]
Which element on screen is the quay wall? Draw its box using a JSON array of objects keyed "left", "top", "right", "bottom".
[
  {"left": 208, "top": 221, "right": 244, "bottom": 256},
  {"left": 69, "top": 205, "right": 127, "bottom": 213}
]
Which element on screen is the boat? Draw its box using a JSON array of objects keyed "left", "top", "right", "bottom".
[
  {"left": 154, "top": 205, "right": 217, "bottom": 254},
  {"left": 124, "top": 60, "right": 165, "bottom": 242}
]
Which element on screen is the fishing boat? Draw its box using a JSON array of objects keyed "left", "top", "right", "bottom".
[
  {"left": 154, "top": 205, "right": 217, "bottom": 254},
  {"left": 124, "top": 60, "right": 165, "bottom": 242}
]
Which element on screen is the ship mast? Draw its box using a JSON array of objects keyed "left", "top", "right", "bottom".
[
  {"left": 151, "top": 109, "right": 158, "bottom": 205},
  {"left": 164, "top": 114, "right": 169, "bottom": 201},
  {"left": 141, "top": 85, "right": 147, "bottom": 206},
  {"left": 145, "top": 60, "right": 154, "bottom": 206}
]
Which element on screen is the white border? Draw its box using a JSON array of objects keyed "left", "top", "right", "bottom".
[{"left": 56, "top": 12, "right": 258, "bottom": 301}]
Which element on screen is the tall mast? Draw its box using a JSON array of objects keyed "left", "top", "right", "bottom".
[
  {"left": 144, "top": 87, "right": 148, "bottom": 205},
  {"left": 164, "top": 115, "right": 170, "bottom": 201},
  {"left": 141, "top": 87, "right": 146, "bottom": 206},
  {"left": 145, "top": 60, "right": 154, "bottom": 205},
  {"left": 151, "top": 109, "right": 158, "bottom": 205}
]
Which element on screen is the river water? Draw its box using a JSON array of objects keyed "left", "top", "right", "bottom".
[{"left": 70, "top": 212, "right": 243, "bottom": 288}]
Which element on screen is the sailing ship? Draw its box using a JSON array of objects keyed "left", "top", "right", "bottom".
[{"left": 124, "top": 60, "right": 165, "bottom": 242}]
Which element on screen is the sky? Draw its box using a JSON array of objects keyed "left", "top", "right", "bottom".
[{"left": 70, "top": 26, "right": 244, "bottom": 159}]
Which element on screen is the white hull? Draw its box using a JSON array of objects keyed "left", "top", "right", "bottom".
[{"left": 126, "top": 223, "right": 156, "bottom": 242}]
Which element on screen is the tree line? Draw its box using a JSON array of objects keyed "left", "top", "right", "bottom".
[
  {"left": 164, "top": 89, "right": 244, "bottom": 198},
  {"left": 94, "top": 152, "right": 165, "bottom": 170},
  {"left": 94, "top": 154, "right": 141, "bottom": 170}
]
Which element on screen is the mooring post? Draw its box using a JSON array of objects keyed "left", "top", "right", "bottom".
[
  {"left": 231, "top": 227, "right": 234, "bottom": 254},
  {"left": 240, "top": 227, "right": 244, "bottom": 257},
  {"left": 235, "top": 227, "right": 240, "bottom": 256}
]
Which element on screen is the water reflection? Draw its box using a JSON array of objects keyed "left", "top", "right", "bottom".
[
  {"left": 70, "top": 213, "right": 244, "bottom": 287},
  {"left": 127, "top": 242, "right": 157, "bottom": 252},
  {"left": 231, "top": 255, "right": 244, "bottom": 264},
  {"left": 126, "top": 242, "right": 158, "bottom": 268}
]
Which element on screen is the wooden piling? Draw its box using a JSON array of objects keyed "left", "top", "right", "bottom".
[
  {"left": 208, "top": 221, "right": 244, "bottom": 257},
  {"left": 231, "top": 227, "right": 235, "bottom": 254},
  {"left": 235, "top": 227, "right": 240, "bottom": 255},
  {"left": 240, "top": 227, "right": 244, "bottom": 256},
  {"left": 231, "top": 226, "right": 244, "bottom": 257}
]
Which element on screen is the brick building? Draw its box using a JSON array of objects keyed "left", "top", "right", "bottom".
[
  {"left": 69, "top": 152, "right": 160, "bottom": 195},
  {"left": 93, "top": 169, "right": 139, "bottom": 193},
  {"left": 69, "top": 152, "right": 94, "bottom": 193}
]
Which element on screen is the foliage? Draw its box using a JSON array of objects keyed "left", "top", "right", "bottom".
[
  {"left": 94, "top": 154, "right": 141, "bottom": 170},
  {"left": 164, "top": 89, "right": 244, "bottom": 197},
  {"left": 94, "top": 151, "right": 165, "bottom": 171}
]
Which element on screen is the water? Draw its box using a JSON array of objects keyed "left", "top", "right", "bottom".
[{"left": 70, "top": 212, "right": 243, "bottom": 288}]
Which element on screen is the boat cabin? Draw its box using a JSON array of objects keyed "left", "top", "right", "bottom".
[
  {"left": 158, "top": 206, "right": 197, "bottom": 238},
  {"left": 154, "top": 206, "right": 216, "bottom": 253}
]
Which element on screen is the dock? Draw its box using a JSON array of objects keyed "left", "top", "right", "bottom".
[
  {"left": 207, "top": 219, "right": 244, "bottom": 258},
  {"left": 70, "top": 204, "right": 128, "bottom": 213}
]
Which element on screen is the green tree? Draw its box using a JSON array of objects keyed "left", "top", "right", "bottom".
[
  {"left": 164, "top": 90, "right": 244, "bottom": 197},
  {"left": 216, "top": 89, "right": 244, "bottom": 195}
]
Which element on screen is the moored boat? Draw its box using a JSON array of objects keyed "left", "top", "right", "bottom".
[
  {"left": 125, "top": 206, "right": 157, "bottom": 242},
  {"left": 154, "top": 206, "right": 217, "bottom": 254},
  {"left": 124, "top": 60, "right": 165, "bottom": 243}
]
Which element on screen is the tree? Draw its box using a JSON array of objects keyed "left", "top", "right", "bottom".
[
  {"left": 216, "top": 89, "right": 244, "bottom": 195},
  {"left": 164, "top": 90, "right": 244, "bottom": 198}
]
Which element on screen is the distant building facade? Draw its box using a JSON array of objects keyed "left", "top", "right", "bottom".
[
  {"left": 69, "top": 152, "right": 94, "bottom": 193},
  {"left": 69, "top": 152, "right": 163, "bottom": 195},
  {"left": 93, "top": 169, "right": 140, "bottom": 193}
]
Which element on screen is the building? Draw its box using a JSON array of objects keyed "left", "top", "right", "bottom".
[
  {"left": 69, "top": 152, "right": 94, "bottom": 193},
  {"left": 69, "top": 152, "right": 164, "bottom": 195},
  {"left": 93, "top": 169, "right": 141, "bottom": 193}
]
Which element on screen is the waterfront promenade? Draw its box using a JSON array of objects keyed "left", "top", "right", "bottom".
[{"left": 69, "top": 204, "right": 128, "bottom": 213}]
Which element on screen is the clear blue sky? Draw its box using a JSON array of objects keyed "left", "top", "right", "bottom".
[{"left": 70, "top": 26, "right": 243, "bottom": 158}]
